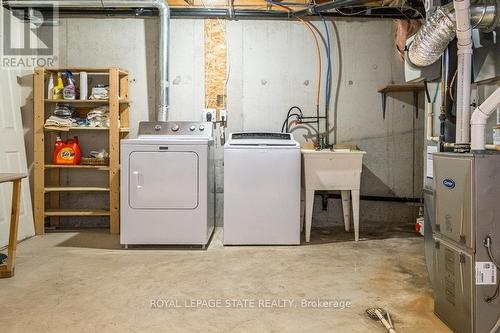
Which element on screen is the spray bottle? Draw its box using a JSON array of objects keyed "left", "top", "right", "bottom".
[
  {"left": 47, "top": 73, "right": 54, "bottom": 100},
  {"left": 52, "top": 73, "right": 64, "bottom": 100},
  {"left": 63, "top": 70, "right": 76, "bottom": 100}
]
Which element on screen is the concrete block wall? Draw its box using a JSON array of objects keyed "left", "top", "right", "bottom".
[{"left": 23, "top": 17, "right": 424, "bottom": 230}]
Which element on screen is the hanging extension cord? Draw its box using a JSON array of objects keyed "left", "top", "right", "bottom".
[
  {"left": 483, "top": 235, "right": 500, "bottom": 303},
  {"left": 483, "top": 235, "right": 500, "bottom": 333}
]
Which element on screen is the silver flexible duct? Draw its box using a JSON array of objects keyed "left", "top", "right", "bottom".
[
  {"left": 408, "top": 2, "right": 500, "bottom": 68},
  {"left": 407, "top": 7, "right": 456, "bottom": 68}
]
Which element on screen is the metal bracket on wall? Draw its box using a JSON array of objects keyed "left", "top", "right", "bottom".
[{"left": 377, "top": 84, "right": 425, "bottom": 119}]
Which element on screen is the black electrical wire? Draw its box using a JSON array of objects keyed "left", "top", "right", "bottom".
[
  {"left": 281, "top": 113, "right": 302, "bottom": 133},
  {"left": 483, "top": 235, "right": 500, "bottom": 303},
  {"left": 287, "top": 106, "right": 303, "bottom": 118},
  {"left": 281, "top": 105, "right": 328, "bottom": 135},
  {"left": 281, "top": 106, "right": 304, "bottom": 133},
  {"left": 287, "top": 114, "right": 302, "bottom": 133},
  {"left": 486, "top": 282, "right": 500, "bottom": 304}
]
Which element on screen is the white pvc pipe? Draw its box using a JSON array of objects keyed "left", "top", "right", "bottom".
[
  {"left": 455, "top": 52, "right": 472, "bottom": 144},
  {"left": 426, "top": 102, "right": 439, "bottom": 142},
  {"left": 454, "top": 0, "right": 473, "bottom": 145},
  {"left": 485, "top": 144, "right": 500, "bottom": 150},
  {"left": 470, "top": 87, "right": 500, "bottom": 150}
]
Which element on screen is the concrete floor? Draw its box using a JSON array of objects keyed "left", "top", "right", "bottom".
[{"left": 0, "top": 228, "right": 451, "bottom": 333}]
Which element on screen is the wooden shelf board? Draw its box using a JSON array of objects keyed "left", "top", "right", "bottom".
[
  {"left": 44, "top": 99, "right": 107, "bottom": 104},
  {"left": 45, "top": 164, "right": 110, "bottom": 170},
  {"left": 45, "top": 209, "right": 110, "bottom": 217},
  {"left": 44, "top": 99, "right": 129, "bottom": 104},
  {"left": 44, "top": 187, "right": 110, "bottom": 192},
  {"left": 42, "top": 67, "right": 128, "bottom": 75},
  {"left": 44, "top": 126, "right": 129, "bottom": 132},
  {"left": 378, "top": 84, "right": 425, "bottom": 93}
]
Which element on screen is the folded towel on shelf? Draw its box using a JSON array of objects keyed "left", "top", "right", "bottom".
[
  {"left": 44, "top": 116, "right": 77, "bottom": 131},
  {"left": 89, "top": 85, "right": 109, "bottom": 100},
  {"left": 45, "top": 115, "right": 75, "bottom": 127},
  {"left": 53, "top": 103, "right": 74, "bottom": 118},
  {"left": 87, "top": 106, "right": 110, "bottom": 128}
]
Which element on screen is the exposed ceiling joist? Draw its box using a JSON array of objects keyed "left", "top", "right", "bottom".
[{"left": 2, "top": 0, "right": 424, "bottom": 19}]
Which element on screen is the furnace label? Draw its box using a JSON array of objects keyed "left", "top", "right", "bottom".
[{"left": 476, "top": 262, "right": 497, "bottom": 285}]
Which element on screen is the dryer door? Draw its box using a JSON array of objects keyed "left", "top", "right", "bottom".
[{"left": 129, "top": 151, "right": 199, "bottom": 209}]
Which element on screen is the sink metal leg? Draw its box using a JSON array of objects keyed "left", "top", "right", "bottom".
[
  {"left": 351, "top": 189, "right": 360, "bottom": 242},
  {"left": 341, "top": 190, "right": 351, "bottom": 232},
  {"left": 305, "top": 190, "right": 315, "bottom": 242}
]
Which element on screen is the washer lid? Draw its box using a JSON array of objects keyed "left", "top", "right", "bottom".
[{"left": 226, "top": 132, "right": 299, "bottom": 147}]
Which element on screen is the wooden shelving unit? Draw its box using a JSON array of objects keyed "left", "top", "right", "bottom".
[{"left": 33, "top": 67, "right": 129, "bottom": 234}]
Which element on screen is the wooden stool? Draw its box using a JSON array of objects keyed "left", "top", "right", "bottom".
[{"left": 0, "top": 173, "right": 26, "bottom": 278}]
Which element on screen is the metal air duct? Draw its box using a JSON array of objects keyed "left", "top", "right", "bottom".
[
  {"left": 407, "top": 1, "right": 500, "bottom": 68},
  {"left": 4, "top": 0, "right": 170, "bottom": 121}
]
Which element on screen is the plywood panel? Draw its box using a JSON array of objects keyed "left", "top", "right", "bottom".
[
  {"left": 169, "top": 19, "right": 205, "bottom": 121},
  {"left": 204, "top": 19, "right": 227, "bottom": 110}
]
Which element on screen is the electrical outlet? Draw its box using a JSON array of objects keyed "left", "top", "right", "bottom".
[
  {"left": 219, "top": 109, "right": 227, "bottom": 122},
  {"left": 202, "top": 108, "right": 216, "bottom": 122}
]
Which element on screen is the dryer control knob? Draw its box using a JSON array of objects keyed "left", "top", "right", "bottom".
[
  {"left": 189, "top": 125, "right": 196, "bottom": 131},
  {"left": 154, "top": 124, "right": 162, "bottom": 131},
  {"left": 171, "top": 124, "right": 180, "bottom": 132},
  {"left": 199, "top": 125, "right": 205, "bottom": 131}
]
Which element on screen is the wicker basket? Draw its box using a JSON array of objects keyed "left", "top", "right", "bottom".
[{"left": 80, "top": 157, "right": 109, "bottom": 166}]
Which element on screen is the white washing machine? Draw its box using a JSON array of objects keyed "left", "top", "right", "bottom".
[
  {"left": 120, "top": 121, "right": 215, "bottom": 247},
  {"left": 223, "top": 132, "right": 301, "bottom": 245}
]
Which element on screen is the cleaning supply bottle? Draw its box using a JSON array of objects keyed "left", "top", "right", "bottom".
[
  {"left": 63, "top": 70, "right": 76, "bottom": 100},
  {"left": 47, "top": 73, "right": 54, "bottom": 99},
  {"left": 53, "top": 136, "right": 81, "bottom": 165},
  {"left": 52, "top": 72, "right": 64, "bottom": 100},
  {"left": 52, "top": 136, "right": 63, "bottom": 163}
]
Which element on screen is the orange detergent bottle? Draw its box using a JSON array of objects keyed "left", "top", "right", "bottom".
[{"left": 53, "top": 136, "right": 81, "bottom": 165}]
